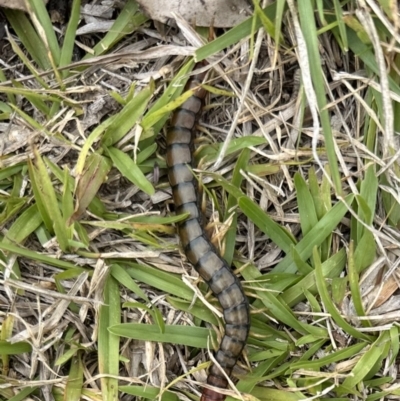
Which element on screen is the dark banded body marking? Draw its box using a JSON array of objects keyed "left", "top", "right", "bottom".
[{"left": 166, "top": 63, "right": 250, "bottom": 401}]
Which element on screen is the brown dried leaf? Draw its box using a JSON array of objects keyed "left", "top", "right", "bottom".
[
  {"left": 137, "top": 0, "right": 252, "bottom": 28},
  {"left": 370, "top": 274, "right": 399, "bottom": 309},
  {"left": 70, "top": 153, "right": 112, "bottom": 223},
  {"left": 360, "top": 261, "right": 400, "bottom": 311}
]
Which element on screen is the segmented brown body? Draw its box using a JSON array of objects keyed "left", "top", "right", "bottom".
[{"left": 166, "top": 64, "right": 250, "bottom": 401}]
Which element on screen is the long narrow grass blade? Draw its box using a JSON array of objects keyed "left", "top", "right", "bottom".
[
  {"left": 348, "top": 241, "right": 370, "bottom": 327},
  {"left": 297, "top": 1, "right": 342, "bottom": 194},
  {"left": 110, "top": 323, "right": 213, "bottom": 348},
  {"left": 123, "top": 262, "right": 194, "bottom": 301},
  {"left": 119, "top": 385, "right": 179, "bottom": 401},
  {"left": 28, "top": 147, "right": 69, "bottom": 251},
  {"left": 223, "top": 148, "right": 250, "bottom": 265},
  {"left": 273, "top": 195, "right": 353, "bottom": 273},
  {"left": 110, "top": 264, "right": 149, "bottom": 302},
  {"left": 91, "top": 0, "right": 148, "bottom": 57},
  {"left": 26, "top": 0, "right": 61, "bottom": 65},
  {"left": 3, "top": 204, "right": 42, "bottom": 245},
  {"left": 294, "top": 172, "right": 318, "bottom": 235},
  {"left": 195, "top": 2, "right": 278, "bottom": 61},
  {"left": 59, "top": 0, "right": 81, "bottom": 76},
  {"left": 64, "top": 352, "right": 84, "bottom": 401},
  {"left": 342, "top": 331, "right": 390, "bottom": 389},
  {"left": 106, "top": 147, "right": 154, "bottom": 195},
  {"left": 0, "top": 242, "right": 80, "bottom": 270},
  {"left": 102, "top": 83, "right": 154, "bottom": 146},
  {"left": 71, "top": 153, "right": 112, "bottom": 222},
  {"left": 3, "top": 10, "right": 50, "bottom": 69},
  {"left": 314, "top": 247, "right": 372, "bottom": 341},
  {"left": 98, "top": 274, "right": 120, "bottom": 401}
]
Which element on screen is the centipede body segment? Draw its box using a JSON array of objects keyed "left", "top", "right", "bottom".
[{"left": 166, "top": 63, "right": 250, "bottom": 401}]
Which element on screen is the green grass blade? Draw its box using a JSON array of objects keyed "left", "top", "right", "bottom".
[
  {"left": 294, "top": 172, "right": 318, "bottom": 236},
  {"left": 359, "top": 165, "right": 378, "bottom": 228},
  {"left": 167, "top": 297, "right": 218, "bottom": 326},
  {"left": 3, "top": 204, "right": 42, "bottom": 245},
  {"left": 241, "top": 265, "right": 324, "bottom": 337},
  {"left": 141, "top": 88, "right": 196, "bottom": 132},
  {"left": 59, "top": 0, "right": 81, "bottom": 75},
  {"left": 274, "top": 195, "right": 354, "bottom": 273},
  {"left": 348, "top": 241, "right": 370, "bottom": 327},
  {"left": 198, "top": 136, "right": 266, "bottom": 164},
  {"left": 98, "top": 274, "right": 120, "bottom": 401},
  {"left": 105, "top": 147, "right": 154, "bottom": 195},
  {"left": 102, "top": 83, "right": 154, "bottom": 146},
  {"left": 314, "top": 247, "right": 372, "bottom": 341},
  {"left": 110, "top": 323, "right": 213, "bottom": 348},
  {"left": 223, "top": 148, "right": 251, "bottom": 265},
  {"left": 250, "top": 386, "right": 304, "bottom": 401},
  {"left": 142, "top": 61, "right": 194, "bottom": 136},
  {"left": 0, "top": 340, "right": 31, "bottom": 354},
  {"left": 354, "top": 229, "right": 376, "bottom": 273},
  {"left": 289, "top": 342, "right": 366, "bottom": 371},
  {"left": 28, "top": 148, "right": 69, "bottom": 251},
  {"left": 9, "top": 84, "right": 50, "bottom": 115},
  {"left": 123, "top": 262, "right": 194, "bottom": 301},
  {"left": 3, "top": 9, "right": 50, "bottom": 69},
  {"left": 333, "top": 0, "right": 348, "bottom": 51},
  {"left": 297, "top": 1, "right": 342, "bottom": 194},
  {"left": 61, "top": 168, "right": 74, "bottom": 240},
  {"left": 75, "top": 116, "right": 117, "bottom": 175},
  {"left": 342, "top": 331, "right": 390, "bottom": 389},
  {"left": 26, "top": 0, "right": 61, "bottom": 65},
  {"left": 64, "top": 352, "right": 84, "bottom": 401},
  {"left": 7, "top": 33, "right": 49, "bottom": 89},
  {"left": 7, "top": 387, "right": 37, "bottom": 401},
  {"left": 110, "top": 263, "right": 149, "bottom": 302},
  {"left": 91, "top": 0, "right": 148, "bottom": 57},
  {"left": 389, "top": 326, "right": 399, "bottom": 366},
  {"left": 281, "top": 249, "right": 346, "bottom": 307},
  {"left": 119, "top": 385, "right": 179, "bottom": 401},
  {"left": 71, "top": 153, "right": 112, "bottom": 222},
  {"left": 195, "top": 2, "right": 278, "bottom": 61},
  {"left": 0, "top": 242, "right": 79, "bottom": 270},
  {"left": 239, "top": 195, "right": 297, "bottom": 252},
  {"left": 253, "top": 0, "right": 278, "bottom": 41}
]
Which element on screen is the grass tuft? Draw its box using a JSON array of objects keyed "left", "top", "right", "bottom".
[{"left": 0, "top": 1, "right": 399, "bottom": 400}]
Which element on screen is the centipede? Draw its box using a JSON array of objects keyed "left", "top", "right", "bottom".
[{"left": 166, "top": 63, "right": 250, "bottom": 401}]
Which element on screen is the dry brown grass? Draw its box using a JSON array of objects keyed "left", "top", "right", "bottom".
[{"left": 0, "top": 1, "right": 400, "bottom": 400}]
